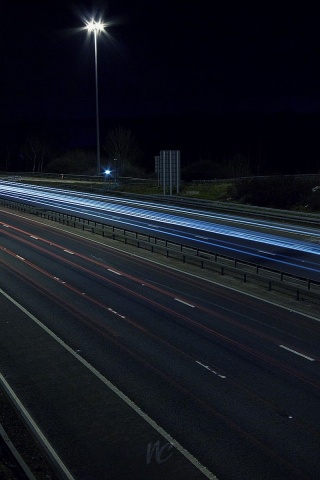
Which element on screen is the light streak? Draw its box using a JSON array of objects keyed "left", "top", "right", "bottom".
[{"left": 0, "top": 181, "right": 319, "bottom": 262}]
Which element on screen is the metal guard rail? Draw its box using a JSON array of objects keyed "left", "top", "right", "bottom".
[
  {"left": 1, "top": 199, "right": 320, "bottom": 307},
  {"left": 112, "top": 192, "right": 320, "bottom": 226}
]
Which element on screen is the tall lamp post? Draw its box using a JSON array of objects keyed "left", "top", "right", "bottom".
[
  {"left": 114, "top": 158, "right": 117, "bottom": 184},
  {"left": 85, "top": 19, "right": 105, "bottom": 176}
]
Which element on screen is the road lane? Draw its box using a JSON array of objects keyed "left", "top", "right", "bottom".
[
  {"left": 2, "top": 223, "right": 317, "bottom": 392},
  {"left": 1, "top": 213, "right": 320, "bottom": 382},
  {"left": 1, "top": 210, "right": 320, "bottom": 478},
  {"left": 1, "top": 219, "right": 320, "bottom": 380}
]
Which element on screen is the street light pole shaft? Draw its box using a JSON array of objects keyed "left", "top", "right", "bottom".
[{"left": 94, "top": 30, "right": 101, "bottom": 175}]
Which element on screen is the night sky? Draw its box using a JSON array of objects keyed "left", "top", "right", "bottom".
[
  {"left": 3, "top": 1, "right": 320, "bottom": 121},
  {"left": 2, "top": 1, "right": 320, "bottom": 172}
]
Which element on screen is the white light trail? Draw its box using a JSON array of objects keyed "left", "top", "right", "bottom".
[{"left": 1, "top": 181, "right": 320, "bottom": 258}]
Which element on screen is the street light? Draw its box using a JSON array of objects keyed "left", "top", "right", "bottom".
[
  {"left": 85, "top": 19, "right": 106, "bottom": 176},
  {"left": 104, "top": 169, "right": 111, "bottom": 185},
  {"left": 114, "top": 158, "right": 117, "bottom": 184}
]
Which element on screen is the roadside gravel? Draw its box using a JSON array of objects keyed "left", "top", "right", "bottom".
[{"left": 0, "top": 388, "right": 60, "bottom": 480}]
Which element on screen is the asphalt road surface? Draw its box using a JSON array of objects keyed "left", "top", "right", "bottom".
[{"left": 0, "top": 208, "right": 320, "bottom": 479}]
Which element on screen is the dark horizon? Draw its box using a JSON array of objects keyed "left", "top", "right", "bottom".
[{"left": 2, "top": 109, "right": 320, "bottom": 176}]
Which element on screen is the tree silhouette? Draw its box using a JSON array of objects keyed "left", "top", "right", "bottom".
[{"left": 103, "top": 127, "right": 141, "bottom": 176}]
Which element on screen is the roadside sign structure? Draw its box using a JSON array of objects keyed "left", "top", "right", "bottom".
[{"left": 155, "top": 150, "right": 181, "bottom": 195}]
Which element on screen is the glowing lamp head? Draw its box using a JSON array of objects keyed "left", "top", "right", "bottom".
[
  {"left": 86, "top": 19, "right": 106, "bottom": 33},
  {"left": 105, "top": 169, "right": 111, "bottom": 175}
]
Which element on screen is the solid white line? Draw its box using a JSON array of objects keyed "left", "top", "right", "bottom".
[
  {"left": 0, "top": 373, "right": 75, "bottom": 480},
  {"left": 174, "top": 298, "right": 195, "bottom": 308},
  {"left": 0, "top": 287, "right": 218, "bottom": 480},
  {"left": 279, "top": 345, "right": 315, "bottom": 361},
  {"left": 63, "top": 250, "right": 74, "bottom": 255},
  {"left": 15, "top": 255, "right": 25, "bottom": 261},
  {"left": 0, "top": 423, "right": 37, "bottom": 480}
]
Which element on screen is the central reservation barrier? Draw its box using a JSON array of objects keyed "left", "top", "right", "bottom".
[{"left": 1, "top": 198, "right": 319, "bottom": 308}]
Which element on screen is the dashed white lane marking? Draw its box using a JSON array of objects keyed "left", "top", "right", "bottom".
[
  {"left": 174, "top": 298, "right": 195, "bottom": 308},
  {"left": 63, "top": 249, "right": 74, "bottom": 255},
  {"left": 195, "top": 235, "right": 209, "bottom": 240},
  {"left": 108, "top": 268, "right": 122, "bottom": 276},
  {"left": 53, "top": 277, "right": 66, "bottom": 284},
  {"left": 0, "top": 287, "right": 218, "bottom": 480},
  {"left": 30, "top": 235, "right": 39, "bottom": 239},
  {"left": 258, "top": 250, "right": 276, "bottom": 255},
  {"left": 107, "top": 307, "right": 126, "bottom": 319},
  {"left": 279, "top": 345, "right": 315, "bottom": 361},
  {"left": 196, "top": 361, "right": 226, "bottom": 379}
]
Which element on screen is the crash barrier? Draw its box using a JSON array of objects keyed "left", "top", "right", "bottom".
[
  {"left": 1, "top": 198, "right": 320, "bottom": 306},
  {"left": 114, "top": 193, "right": 320, "bottom": 227}
]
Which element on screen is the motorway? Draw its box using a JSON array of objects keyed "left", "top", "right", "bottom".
[
  {"left": 0, "top": 207, "right": 320, "bottom": 479},
  {"left": 0, "top": 181, "right": 320, "bottom": 281}
]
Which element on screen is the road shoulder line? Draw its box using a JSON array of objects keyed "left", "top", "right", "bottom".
[{"left": 0, "top": 376, "right": 75, "bottom": 480}]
